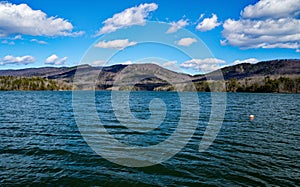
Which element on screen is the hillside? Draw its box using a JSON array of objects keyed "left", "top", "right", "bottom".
[
  {"left": 0, "top": 59, "right": 299, "bottom": 92},
  {"left": 0, "top": 76, "right": 71, "bottom": 91},
  {"left": 218, "top": 59, "right": 300, "bottom": 80}
]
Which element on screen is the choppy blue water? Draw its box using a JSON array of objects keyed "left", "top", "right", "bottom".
[{"left": 0, "top": 91, "right": 299, "bottom": 186}]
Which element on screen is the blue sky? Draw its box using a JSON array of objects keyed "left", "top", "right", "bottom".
[{"left": 0, "top": 0, "right": 299, "bottom": 74}]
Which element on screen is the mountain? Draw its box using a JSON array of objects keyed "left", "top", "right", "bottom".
[
  {"left": 0, "top": 59, "right": 299, "bottom": 92},
  {"left": 217, "top": 59, "right": 300, "bottom": 80}
]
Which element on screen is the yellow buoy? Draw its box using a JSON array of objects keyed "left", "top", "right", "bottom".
[{"left": 249, "top": 114, "right": 255, "bottom": 121}]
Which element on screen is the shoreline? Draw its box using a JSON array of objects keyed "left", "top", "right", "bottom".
[{"left": 0, "top": 89, "right": 299, "bottom": 94}]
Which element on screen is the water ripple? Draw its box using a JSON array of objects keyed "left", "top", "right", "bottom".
[{"left": 0, "top": 91, "right": 299, "bottom": 186}]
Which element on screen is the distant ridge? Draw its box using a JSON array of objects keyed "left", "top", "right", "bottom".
[
  {"left": 217, "top": 59, "right": 300, "bottom": 80},
  {"left": 1, "top": 59, "right": 299, "bottom": 79},
  {"left": 0, "top": 59, "right": 299, "bottom": 92}
]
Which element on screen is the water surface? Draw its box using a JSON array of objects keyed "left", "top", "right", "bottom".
[{"left": 0, "top": 91, "right": 299, "bottom": 186}]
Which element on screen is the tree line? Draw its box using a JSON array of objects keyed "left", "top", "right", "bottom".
[
  {"left": 0, "top": 76, "right": 71, "bottom": 91},
  {"left": 178, "top": 76, "right": 300, "bottom": 93},
  {"left": 0, "top": 75, "right": 299, "bottom": 93},
  {"left": 225, "top": 76, "right": 300, "bottom": 93}
]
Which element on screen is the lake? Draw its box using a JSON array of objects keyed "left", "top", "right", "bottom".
[{"left": 0, "top": 91, "right": 299, "bottom": 186}]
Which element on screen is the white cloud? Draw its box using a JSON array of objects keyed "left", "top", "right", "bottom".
[
  {"left": 91, "top": 60, "right": 135, "bottom": 66},
  {"left": 96, "top": 3, "right": 158, "bottom": 35},
  {"left": 242, "top": 0, "right": 300, "bottom": 19},
  {"left": 198, "top": 14, "right": 204, "bottom": 21},
  {"left": 261, "top": 43, "right": 300, "bottom": 49},
  {"left": 166, "top": 19, "right": 188, "bottom": 34},
  {"left": 121, "top": 60, "right": 134, "bottom": 65},
  {"left": 1, "top": 40, "right": 15, "bottom": 45},
  {"left": 223, "top": 18, "right": 300, "bottom": 49},
  {"left": 233, "top": 58, "right": 259, "bottom": 65},
  {"left": 220, "top": 40, "right": 227, "bottom": 46},
  {"left": 94, "top": 39, "right": 137, "bottom": 50},
  {"left": 45, "top": 54, "right": 67, "bottom": 65},
  {"left": 30, "top": 39, "right": 47, "bottom": 45},
  {"left": 0, "top": 55, "right": 35, "bottom": 65},
  {"left": 90, "top": 60, "right": 106, "bottom": 66},
  {"left": 1, "top": 34, "right": 24, "bottom": 45},
  {"left": 162, "top": 61, "right": 177, "bottom": 67},
  {"left": 161, "top": 61, "right": 180, "bottom": 71},
  {"left": 180, "top": 58, "right": 225, "bottom": 72},
  {"left": 196, "top": 14, "right": 221, "bottom": 32},
  {"left": 0, "top": 2, "right": 83, "bottom": 37},
  {"left": 222, "top": 0, "right": 300, "bottom": 52},
  {"left": 12, "top": 35, "right": 22, "bottom": 40},
  {"left": 177, "top": 37, "right": 197, "bottom": 46}
]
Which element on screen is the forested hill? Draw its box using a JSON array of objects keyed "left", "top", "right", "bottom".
[
  {"left": 0, "top": 59, "right": 298, "bottom": 79},
  {"left": 218, "top": 59, "right": 299, "bottom": 80},
  {"left": 0, "top": 59, "right": 299, "bottom": 92}
]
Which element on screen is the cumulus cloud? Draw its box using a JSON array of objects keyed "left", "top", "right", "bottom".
[
  {"left": 196, "top": 14, "right": 221, "bottom": 32},
  {"left": 242, "top": 0, "right": 300, "bottom": 19},
  {"left": 177, "top": 37, "right": 197, "bottom": 46},
  {"left": 222, "top": 0, "right": 300, "bottom": 51},
  {"left": 96, "top": 3, "right": 158, "bottom": 35},
  {"left": 223, "top": 18, "right": 300, "bottom": 49},
  {"left": 94, "top": 39, "right": 137, "bottom": 50},
  {"left": 233, "top": 58, "right": 259, "bottom": 65},
  {"left": 45, "top": 54, "right": 67, "bottom": 65},
  {"left": 166, "top": 19, "right": 188, "bottom": 34},
  {"left": 0, "top": 2, "right": 83, "bottom": 37},
  {"left": 0, "top": 55, "right": 35, "bottom": 65},
  {"left": 180, "top": 58, "right": 225, "bottom": 72}
]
